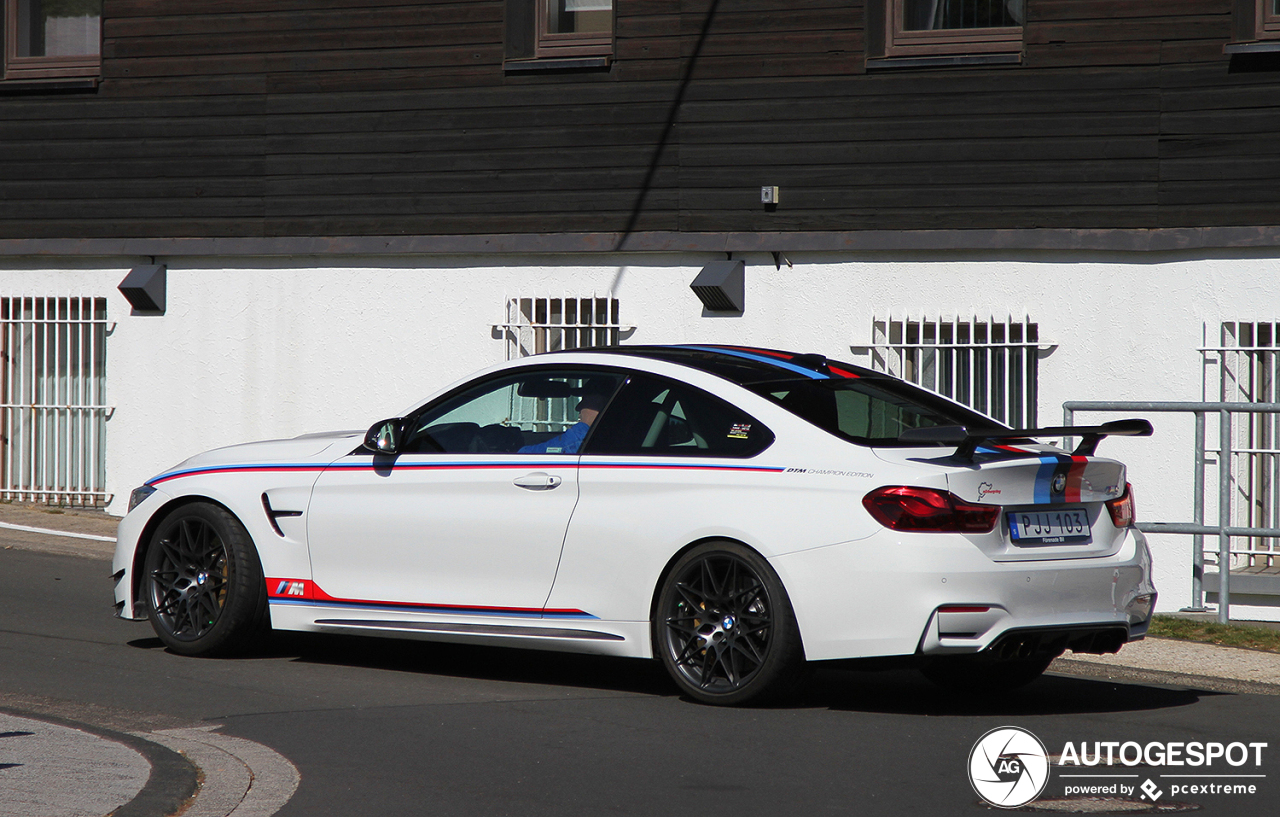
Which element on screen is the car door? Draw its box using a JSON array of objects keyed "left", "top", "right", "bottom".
[
  {"left": 306, "top": 367, "right": 623, "bottom": 614},
  {"left": 545, "top": 372, "right": 779, "bottom": 621}
]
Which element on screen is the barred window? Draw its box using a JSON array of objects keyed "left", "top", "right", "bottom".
[
  {"left": 1203, "top": 321, "right": 1280, "bottom": 571},
  {"left": 496, "top": 294, "right": 630, "bottom": 360},
  {"left": 0, "top": 296, "right": 109, "bottom": 506},
  {"left": 861, "top": 314, "right": 1045, "bottom": 428}
]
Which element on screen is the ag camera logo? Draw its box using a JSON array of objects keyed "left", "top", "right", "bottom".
[{"left": 969, "top": 726, "right": 1051, "bottom": 808}]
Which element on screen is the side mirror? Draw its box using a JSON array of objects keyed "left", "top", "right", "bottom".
[{"left": 364, "top": 418, "right": 405, "bottom": 454}]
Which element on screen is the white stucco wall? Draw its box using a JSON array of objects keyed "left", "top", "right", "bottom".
[{"left": 4, "top": 250, "right": 1278, "bottom": 618}]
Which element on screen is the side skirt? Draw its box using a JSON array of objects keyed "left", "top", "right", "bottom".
[{"left": 314, "top": 618, "right": 624, "bottom": 641}]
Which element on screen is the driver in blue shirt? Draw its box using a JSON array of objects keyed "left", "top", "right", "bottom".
[{"left": 518, "top": 393, "right": 606, "bottom": 454}]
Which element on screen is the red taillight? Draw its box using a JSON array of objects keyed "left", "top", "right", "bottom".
[
  {"left": 1106, "top": 483, "right": 1135, "bottom": 528},
  {"left": 862, "top": 486, "right": 1000, "bottom": 533}
]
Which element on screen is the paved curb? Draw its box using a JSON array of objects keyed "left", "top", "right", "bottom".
[
  {"left": 140, "top": 727, "right": 301, "bottom": 817},
  {"left": 1048, "top": 634, "right": 1280, "bottom": 694},
  {"left": 0, "top": 705, "right": 301, "bottom": 817},
  {"left": 0, "top": 707, "right": 197, "bottom": 817},
  {"left": 1050, "top": 657, "right": 1280, "bottom": 697}
]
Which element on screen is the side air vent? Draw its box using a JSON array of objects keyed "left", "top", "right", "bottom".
[{"left": 261, "top": 493, "right": 303, "bottom": 537}]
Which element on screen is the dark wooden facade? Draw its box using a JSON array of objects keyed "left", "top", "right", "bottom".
[{"left": 1, "top": 0, "right": 1278, "bottom": 242}]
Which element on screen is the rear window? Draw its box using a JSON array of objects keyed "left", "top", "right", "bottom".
[{"left": 746, "top": 377, "right": 1004, "bottom": 447}]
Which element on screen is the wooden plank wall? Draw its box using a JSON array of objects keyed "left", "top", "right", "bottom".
[{"left": 0, "top": 0, "right": 1277, "bottom": 241}]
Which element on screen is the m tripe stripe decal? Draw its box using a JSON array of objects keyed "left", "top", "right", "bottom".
[
  {"left": 150, "top": 460, "right": 787, "bottom": 485},
  {"left": 1032, "top": 454, "right": 1088, "bottom": 504},
  {"left": 264, "top": 578, "right": 596, "bottom": 619}
]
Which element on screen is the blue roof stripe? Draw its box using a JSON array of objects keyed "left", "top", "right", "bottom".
[{"left": 675, "top": 345, "right": 829, "bottom": 379}]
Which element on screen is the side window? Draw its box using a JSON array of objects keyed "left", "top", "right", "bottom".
[
  {"left": 587, "top": 374, "right": 773, "bottom": 458},
  {"left": 404, "top": 369, "right": 623, "bottom": 454}
]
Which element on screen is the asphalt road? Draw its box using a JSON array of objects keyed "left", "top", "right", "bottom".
[{"left": 3, "top": 543, "right": 1279, "bottom": 816}]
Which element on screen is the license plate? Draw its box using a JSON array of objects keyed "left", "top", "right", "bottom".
[{"left": 1007, "top": 508, "right": 1092, "bottom": 545}]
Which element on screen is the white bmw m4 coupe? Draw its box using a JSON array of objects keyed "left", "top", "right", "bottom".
[{"left": 114, "top": 345, "right": 1156, "bottom": 705}]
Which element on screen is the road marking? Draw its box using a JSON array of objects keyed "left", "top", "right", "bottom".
[
  {"left": 137, "top": 727, "right": 299, "bottom": 817},
  {"left": 0, "top": 521, "right": 116, "bottom": 543}
]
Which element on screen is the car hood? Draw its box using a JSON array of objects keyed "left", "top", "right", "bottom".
[{"left": 158, "top": 430, "right": 361, "bottom": 476}]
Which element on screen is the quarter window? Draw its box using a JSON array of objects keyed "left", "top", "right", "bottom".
[
  {"left": 749, "top": 377, "right": 1000, "bottom": 448},
  {"left": 887, "top": 0, "right": 1024, "bottom": 57},
  {"left": 2, "top": 0, "right": 101, "bottom": 81}
]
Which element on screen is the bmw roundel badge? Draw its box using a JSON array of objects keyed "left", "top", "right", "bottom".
[{"left": 1051, "top": 473, "right": 1067, "bottom": 494}]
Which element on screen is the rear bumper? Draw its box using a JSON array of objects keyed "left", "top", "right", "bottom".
[{"left": 771, "top": 527, "right": 1156, "bottom": 662}]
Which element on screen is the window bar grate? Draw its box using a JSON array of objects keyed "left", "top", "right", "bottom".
[
  {"left": 865, "top": 314, "right": 1049, "bottom": 429},
  {"left": 1202, "top": 322, "right": 1279, "bottom": 570},
  {"left": 495, "top": 293, "right": 633, "bottom": 361},
  {"left": 493, "top": 293, "right": 633, "bottom": 432},
  {"left": 0, "top": 297, "right": 112, "bottom": 507}
]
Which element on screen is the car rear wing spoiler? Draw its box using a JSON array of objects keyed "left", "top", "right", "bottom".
[{"left": 898, "top": 418, "right": 1154, "bottom": 461}]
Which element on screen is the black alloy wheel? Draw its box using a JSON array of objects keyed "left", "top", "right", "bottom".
[
  {"left": 656, "top": 541, "right": 804, "bottom": 706},
  {"left": 144, "top": 502, "right": 267, "bottom": 656}
]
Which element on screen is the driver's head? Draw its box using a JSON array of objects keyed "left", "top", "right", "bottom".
[{"left": 575, "top": 393, "right": 607, "bottom": 425}]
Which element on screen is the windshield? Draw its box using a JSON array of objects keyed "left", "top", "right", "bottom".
[{"left": 746, "top": 377, "right": 1006, "bottom": 447}]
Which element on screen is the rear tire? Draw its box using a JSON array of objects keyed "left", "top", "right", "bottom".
[
  {"left": 655, "top": 541, "right": 805, "bottom": 706},
  {"left": 143, "top": 502, "right": 267, "bottom": 656}
]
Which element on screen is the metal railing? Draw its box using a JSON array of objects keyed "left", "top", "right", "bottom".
[{"left": 1064, "top": 401, "right": 1280, "bottom": 624}]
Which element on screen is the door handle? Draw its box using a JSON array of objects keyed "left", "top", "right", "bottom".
[{"left": 513, "top": 472, "right": 563, "bottom": 490}]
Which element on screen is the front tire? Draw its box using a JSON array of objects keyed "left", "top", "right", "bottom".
[
  {"left": 655, "top": 541, "right": 804, "bottom": 706},
  {"left": 143, "top": 502, "right": 267, "bottom": 656}
]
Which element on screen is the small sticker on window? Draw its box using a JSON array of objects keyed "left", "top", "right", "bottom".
[{"left": 727, "top": 423, "right": 752, "bottom": 439}]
